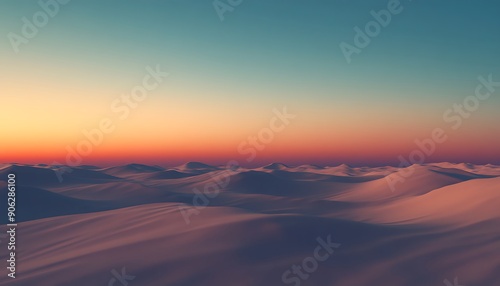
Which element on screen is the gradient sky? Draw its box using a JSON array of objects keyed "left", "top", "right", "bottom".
[{"left": 1, "top": 0, "right": 500, "bottom": 167}]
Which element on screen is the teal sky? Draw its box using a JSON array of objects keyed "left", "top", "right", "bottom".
[{"left": 2, "top": 0, "right": 500, "bottom": 99}]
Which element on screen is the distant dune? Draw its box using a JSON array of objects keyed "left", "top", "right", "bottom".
[
  {"left": 102, "top": 163, "right": 165, "bottom": 176},
  {"left": 176, "top": 161, "right": 220, "bottom": 173},
  {"left": 0, "top": 162, "right": 499, "bottom": 285},
  {"left": 0, "top": 164, "right": 121, "bottom": 187}
]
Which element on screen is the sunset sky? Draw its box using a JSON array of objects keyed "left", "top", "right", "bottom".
[{"left": 1, "top": 0, "right": 499, "bottom": 167}]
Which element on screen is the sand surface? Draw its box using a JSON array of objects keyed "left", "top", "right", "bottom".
[{"left": 0, "top": 162, "right": 499, "bottom": 285}]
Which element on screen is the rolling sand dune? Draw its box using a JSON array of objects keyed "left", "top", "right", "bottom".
[
  {"left": 0, "top": 164, "right": 121, "bottom": 187},
  {"left": 0, "top": 183, "right": 115, "bottom": 222},
  {"left": 262, "top": 163, "right": 291, "bottom": 171},
  {"left": 0, "top": 163, "right": 499, "bottom": 285},
  {"left": 343, "top": 176, "right": 500, "bottom": 226},
  {"left": 142, "top": 170, "right": 197, "bottom": 180},
  {"left": 176, "top": 162, "right": 221, "bottom": 174},
  {"left": 102, "top": 164, "right": 165, "bottom": 176}
]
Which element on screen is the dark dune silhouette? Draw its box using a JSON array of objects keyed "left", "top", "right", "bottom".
[
  {"left": 143, "top": 170, "right": 196, "bottom": 180},
  {"left": 262, "top": 163, "right": 290, "bottom": 170},
  {"left": 0, "top": 164, "right": 121, "bottom": 187},
  {"left": 0, "top": 183, "right": 114, "bottom": 223},
  {"left": 103, "top": 163, "right": 165, "bottom": 175},
  {"left": 179, "top": 161, "right": 219, "bottom": 171}
]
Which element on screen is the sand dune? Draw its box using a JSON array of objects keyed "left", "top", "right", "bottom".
[
  {"left": 262, "top": 163, "right": 291, "bottom": 171},
  {"left": 0, "top": 163, "right": 498, "bottom": 285},
  {"left": 0, "top": 184, "right": 115, "bottom": 222},
  {"left": 176, "top": 162, "right": 221, "bottom": 174},
  {"left": 102, "top": 163, "right": 165, "bottom": 176},
  {"left": 142, "top": 170, "right": 197, "bottom": 180},
  {"left": 0, "top": 164, "right": 121, "bottom": 187},
  {"left": 344, "top": 176, "right": 500, "bottom": 226}
]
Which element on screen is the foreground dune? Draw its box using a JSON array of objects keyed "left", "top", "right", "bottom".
[{"left": 0, "top": 163, "right": 499, "bottom": 285}]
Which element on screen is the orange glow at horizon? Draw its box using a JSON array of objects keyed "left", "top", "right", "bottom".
[{"left": 2, "top": 67, "right": 500, "bottom": 167}]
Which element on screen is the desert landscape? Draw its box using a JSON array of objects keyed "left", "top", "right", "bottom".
[
  {"left": 1, "top": 162, "right": 499, "bottom": 286},
  {"left": 2, "top": 1, "right": 500, "bottom": 285}
]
